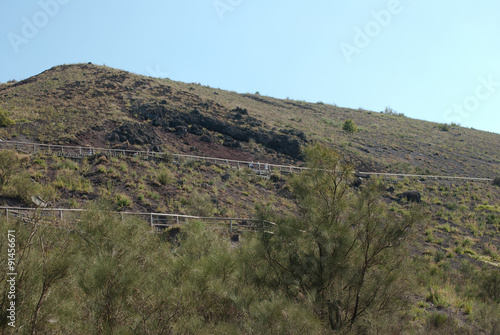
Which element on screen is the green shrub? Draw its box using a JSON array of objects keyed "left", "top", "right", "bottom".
[
  {"left": 0, "top": 109, "right": 15, "bottom": 127},
  {"left": 459, "top": 260, "right": 475, "bottom": 277},
  {"left": 118, "top": 162, "right": 128, "bottom": 173},
  {"left": 0, "top": 150, "right": 29, "bottom": 192},
  {"left": 33, "top": 157, "right": 47, "bottom": 168},
  {"left": 38, "top": 183, "right": 59, "bottom": 203},
  {"left": 11, "top": 172, "right": 38, "bottom": 202},
  {"left": 445, "top": 203, "right": 457, "bottom": 211},
  {"left": 428, "top": 312, "right": 448, "bottom": 328},
  {"left": 480, "top": 268, "right": 500, "bottom": 303},
  {"left": 438, "top": 223, "right": 451, "bottom": 232},
  {"left": 54, "top": 169, "right": 92, "bottom": 193},
  {"left": 148, "top": 191, "right": 160, "bottom": 200},
  {"left": 458, "top": 299, "right": 472, "bottom": 315},
  {"left": 437, "top": 123, "right": 450, "bottom": 131},
  {"left": 342, "top": 119, "right": 358, "bottom": 133},
  {"left": 483, "top": 245, "right": 499, "bottom": 260},
  {"left": 426, "top": 288, "right": 449, "bottom": 309},
  {"left": 462, "top": 238, "right": 473, "bottom": 248},
  {"left": 486, "top": 214, "right": 499, "bottom": 226},
  {"left": 187, "top": 192, "right": 215, "bottom": 217},
  {"left": 434, "top": 250, "right": 445, "bottom": 263},
  {"left": 116, "top": 193, "right": 132, "bottom": 208},
  {"left": 56, "top": 159, "right": 79, "bottom": 171},
  {"left": 157, "top": 168, "right": 174, "bottom": 186}
]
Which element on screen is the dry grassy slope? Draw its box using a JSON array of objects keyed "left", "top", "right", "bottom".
[
  {"left": 1, "top": 63, "right": 499, "bottom": 178},
  {"left": 1, "top": 64, "right": 500, "bottom": 332}
]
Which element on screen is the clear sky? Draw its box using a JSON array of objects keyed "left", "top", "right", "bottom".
[{"left": 1, "top": 0, "right": 499, "bottom": 134}]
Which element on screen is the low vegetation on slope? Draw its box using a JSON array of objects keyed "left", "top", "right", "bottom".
[
  {"left": 1, "top": 144, "right": 498, "bottom": 334},
  {"left": 0, "top": 64, "right": 499, "bottom": 333},
  {"left": 0, "top": 145, "right": 499, "bottom": 333},
  {"left": 1, "top": 63, "right": 499, "bottom": 177}
]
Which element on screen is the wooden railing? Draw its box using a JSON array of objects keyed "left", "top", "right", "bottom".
[
  {"left": 0, "top": 206, "right": 275, "bottom": 234},
  {"left": 0, "top": 140, "right": 493, "bottom": 181},
  {"left": 0, "top": 140, "right": 307, "bottom": 174}
]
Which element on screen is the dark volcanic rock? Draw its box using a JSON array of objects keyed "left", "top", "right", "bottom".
[
  {"left": 223, "top": 140, "right": 240, "bottom": 148},
  {"left": 168, "top": 118, "right": 187, "bottom": 128},
  {"left": 132, "top": 103, "right": 171, "bottom": 121},
  {"left": 107, "top": 122, "right": 162, "bottom": 146},
  {"left": 232, "top": 107, "right": 248, "bottom": 115},
  {"left": 268, "top": 134, "right": 302, "bottom": 158},
  {"left": 189, "top": 124, "right": 203, "bottom": 136},
  {"left": 352, "top": 177, "right": 363, "bottom": 188},
  {"left": 280, "top": 128, "right": 307, "bottom": 142},
  {"left": 200, "top": 134, "right": 212, "bottom": 143},
  {"left": 135, "top": 103, "right": 307, "bottom": 159},
  {"left": 183, "top": 112, "right": 305, "bottom": 157},
  {"left": 399, "top": 191, "right": 422, "bottom": 203},
  {"left": 175, "top": 126, "right": 188, "bottom": 137}
]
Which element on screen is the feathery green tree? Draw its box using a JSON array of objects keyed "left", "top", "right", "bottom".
[{"left": 255, "top": 143, "right": 421, "bottom": 331}]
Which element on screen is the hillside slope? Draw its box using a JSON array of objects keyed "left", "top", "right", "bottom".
[
  {"left": 1, "top": 64, "right": 500, "bottom": 333},
  {"left": 1, "top": 63, "right": 498, "bottom": 270},
  {"left": 1, "top": 63, "right": 499, "bottom": 178}
]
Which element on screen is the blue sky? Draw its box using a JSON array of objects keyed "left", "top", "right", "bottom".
[{"left": 1, "top": 0, "right": 499, "bottom": 134}]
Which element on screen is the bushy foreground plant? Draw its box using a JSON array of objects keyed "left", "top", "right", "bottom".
[
  {"left": 0, "top": 203, "right": 323, "bottom": 334},
  {"left": 2, "top": 144, "right": 496, "bottom": 333},
  {"left": 253, "top": 143, "right": 422, "bottom": 331}
]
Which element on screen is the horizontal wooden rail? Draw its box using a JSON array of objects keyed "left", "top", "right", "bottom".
[
  {"left": 0, "top": 140, "right": 493, "bottom": 181},
  {"left": 359, "top": 172, "right": 492, "bottom": 182},
  {"left": 0, "top": 206, "right": 274, "bottom": 234},
  {"left": 0, "top": 140, "right": 306, "bottom": 174}
]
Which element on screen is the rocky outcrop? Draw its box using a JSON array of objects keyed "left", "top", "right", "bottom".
[
  {"left": 180, "top": 109, "right": 304, "bottom": 158},
  {"left": 131, "top": 102, "right": 307, "bottom": 159},
  {"left": 132, "top": 103, "right": 171, "bottom": 121},
  {"left": 107, "top": 122, "right": 162, "bottom": 146}
]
